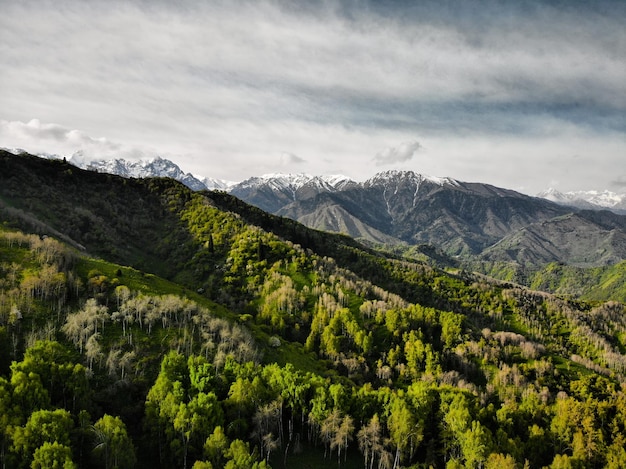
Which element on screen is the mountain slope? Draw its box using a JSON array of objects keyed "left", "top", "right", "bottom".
[
  {"left": 2, "top": 150, "right": 626, "bottom": 469},
  {"left": 481, "top": 211, "right": 626, "bottom": 267},
  {"left": 0, "top": 150, "right": 199, "bottom": 279},
  {"left": 81, "top": 156, "right": 210, "bottom": 191},
  {"left": 229, "top": 173, "right": 357, "bottom": 213},
  {"left": 279, "top": 170, "right": 573, "bottom": 258},
  {"left": 36, "top": 152, "right": 626, "bottom": 272}
]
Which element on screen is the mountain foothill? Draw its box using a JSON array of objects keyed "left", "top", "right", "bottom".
[{"left": 0, "top": 149, "right": 625, "bottom": 469}]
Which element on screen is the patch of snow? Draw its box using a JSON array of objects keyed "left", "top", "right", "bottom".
[{"left": 537, "top": 188, "right": 626, "bottom": 210}]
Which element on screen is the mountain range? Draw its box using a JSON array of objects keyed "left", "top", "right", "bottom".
[
  {"left": 7, "top": 151, "right": 626, "bottom": 272},
  {"left": 30, "top": 150, "right": 626, "bottom": 213},
  {"left": 537, "top": 187, "right": 626, "bottom": 213}
]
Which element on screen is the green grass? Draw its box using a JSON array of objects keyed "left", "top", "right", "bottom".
[
  {"left": 258, "top": 337, "right": 329, "bottom": 376},
  {"left": 76, "top": 257, "right": 187, "bottom": 297}
]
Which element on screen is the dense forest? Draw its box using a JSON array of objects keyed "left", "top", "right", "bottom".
[{"left": 0, "top": 152, "right": 625, "bottom": 468}]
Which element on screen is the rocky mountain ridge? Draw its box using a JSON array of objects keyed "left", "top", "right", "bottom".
[
  {"left": 21, "top": 149, "right": 626, "bottom": 214},
  {"left": 8, "top": 151, "right": 626, "bottom": 270}
]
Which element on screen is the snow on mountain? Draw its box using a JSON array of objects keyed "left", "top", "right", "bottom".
[
  {"left": 364, "top": 170, "right": 459, "bottom": 188},
  {"left": 537, "top": 188, "right": 626, "bottom": 213},
  {"left": 65, "top": 155, "right": 220, "bottom": 191},
  {"left": 199, "top": 176, "right": 237, "bottom": 191},
  {"left": 14, "top": 148, "right": 626, "bottom": 214},
  {"left": 321, "top": 174, "right": 358, "bottom": 190},
  {"left": 228, "top": 173, "right": 358, "bottom": 213},
  {"left": 1, "top": 147, "right": 66, "bottom": 160},
  {"left": 0, "top": 147, "right": 28, "bottom": 155},
  {"left": 234, "top": 173, "right": 356, "bottom": 193},
  {"left": 261, "top": 173, "right": 317, "bottom": 195}
]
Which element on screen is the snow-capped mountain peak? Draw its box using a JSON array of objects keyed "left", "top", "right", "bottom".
[
  {"left": 197, "top": 176, "right": 237, "bottom": 191},
  {"left": 537, "top": 188, "right": 626, "bottom": 213},
  {"left": 365, "top": 170, "right": 458, "bottom": 188},
  {"left": 236, "top": 173, "right": 355, "bottom": 193},
  {"left": 66, "top": 155, "right": 219, "bottom": 192},
  {"left": 320, "top": 174, "right": 357, "bottom": 189},
  {"left": 260, "top": 173, "right": 315, "bottom": 191},
  {"left": 228, "top": 173, "right": 357, "bottom": 213}
]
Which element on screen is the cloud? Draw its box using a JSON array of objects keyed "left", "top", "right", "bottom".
[
  {"left": 280, "top": 152, "right": 306, "bottom": 165},
  {"left": 1, "top": 118, "right": 110, "bottom": 147},
  {"left": 611, "top": 175, "right": 626, "bottom": 190},
  {"left": 0, "top": 1, "right": 624, "bottom": 193},
  {"left": 373, "top": 140, "right": 422, "bottom": 166},
  {"left": 1, "top": 0, "right": 623, "bottom": 135},
  {"left": 0, "top": 119, "right": 151, "bottom": 164}
]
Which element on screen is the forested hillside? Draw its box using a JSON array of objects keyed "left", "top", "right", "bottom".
[
  {"left": 229, "top": 170, "right": 626, "bottom": 302},
  {"left": 1, "top": 151, "right": 626, "bottom": 468}
]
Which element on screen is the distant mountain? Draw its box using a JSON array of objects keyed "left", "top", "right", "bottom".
[
  {"left": 537, "top": 187, "right": 626, "bottom": 214},
  {"left": 229, "top": 173, "right": 357, "bottom": 213},
  {"left": 12, "top": 149, "right": 626, "bottom": 270},
  {"left": 277, "top": 170, "right": 559, "bottom": 248},
  {"left": 11, "top": 150, "right": 235, "bottom": 192},
  {"left": 76, "top": 156, "right": 210, "bottom": 191},
  {"left": 200, "top": 176, "right": 237, "bottom": 191},
  {"left": 225, "top": 170, "right": 626, "bottom": 269},
  {"left": 480, "top": 210, "right": 626, "bottom": 266}
]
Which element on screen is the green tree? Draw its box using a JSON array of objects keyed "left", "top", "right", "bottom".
[
  {"left": 92, "top": 414, "right": 136, "bottom": 469},
  {"left": 11, "top": 409, "right": 73, "bottom": 468},
  {"left": 174, "top": 392, "right": 223, "bottom": 469},
  {"left": 605, "top": 435, "right": 626, "bottom": 469},
  {"left": 10, "top": 370, "right": 50, "bottom": 417},
  {"left": 192, "top": 461, "right": 213, "bottom": 469},
  {"left": 11, "top": 340, "right": 89, "bottom": 411},
  {"left": 204, "top": 426, "right": 229, "bottom": 468},
  {"left": 442, "top": 393, "right": 472, "bottom": 461},
  {"left": 440, "top": 311, "right": 464, "bottom": 349},
  {"left": 550, "top": 397, "right": 583, "bottom": 453},
  {"left": 461, "top": 421, "right": 492, "bottom": 469},
  {"left": 223, "top": 439, "right": 269, "bottom": 469},
  {"left": 144, "top": 351, "right": 188, "bottom": 464},
  {"left": 549, "top": 453, "right": 576, "bottom": 469},
  {"left": 387, "top": 394, "right": 421, "bottom": 467},
  {"left": 485, "top": 453, "right": 518, "bottom": 469},
  {"left": 0, "top": 377, "right": 20, "bottom": 457},
  {"left": 30, "top": 441, "right": 77, "bottom": 469}
]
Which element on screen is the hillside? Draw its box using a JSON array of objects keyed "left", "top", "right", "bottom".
[
  {"left": 34, "top": 153, "right": 626, "bottom": 300},
  {"left": 1, "top": 150, "right": 626, "bottom": 468},
  {"left": 40, "top": 153, "right": 626, "bottom": 279},
  {"left": 257, "top": 170, "right": 626, "bottom": 271}
]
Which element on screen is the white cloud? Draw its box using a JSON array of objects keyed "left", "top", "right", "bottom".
[
  {"left": 0, "top": 119, "right": 153, "bottom": 164},
  {"left": 373, "top": 141, "right": 422, "bottom": 166}
]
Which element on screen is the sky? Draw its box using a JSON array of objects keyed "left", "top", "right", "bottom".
[{"left": 1, "top": 0, "right": 625, "bottom": 195}]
